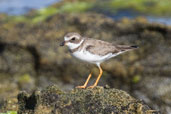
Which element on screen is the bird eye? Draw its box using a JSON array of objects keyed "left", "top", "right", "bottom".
[{"left": 71, "top": 37, "right": 76, "bottom": 41}]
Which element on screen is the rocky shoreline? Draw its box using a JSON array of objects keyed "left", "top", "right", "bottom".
[{"left": 0, "top": 9, "right": 171, "bottom": 114}]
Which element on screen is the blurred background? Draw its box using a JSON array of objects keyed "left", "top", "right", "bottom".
[{"left": 0, "top": 0, "right": 171, "bottom": 113}]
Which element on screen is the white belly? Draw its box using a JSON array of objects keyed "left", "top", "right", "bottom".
[{"left": 72, "top": 50, "right": 116, "bottom": 64}]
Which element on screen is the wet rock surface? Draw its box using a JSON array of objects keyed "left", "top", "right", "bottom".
[
  {"left": 17, "top": 85, "right": 160, "bottom": 114},
  {"left": 0, "top": 12, "right": 171, "bottom": 113}
]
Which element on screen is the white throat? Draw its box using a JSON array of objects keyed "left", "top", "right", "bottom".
[{"left": 67, "top": 39, "right": 84, "bottom": 50}]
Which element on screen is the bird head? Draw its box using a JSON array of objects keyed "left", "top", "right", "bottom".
[{"left": 60, "top": 32, "right": 83, "bottom": 49}]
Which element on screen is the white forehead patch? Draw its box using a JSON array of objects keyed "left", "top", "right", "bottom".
[
  {"left": 64, "top": 36, "right": 69, "bottom": 41},
  {"left": 64, "top": 35, "right": 80, "bottom": 41}
]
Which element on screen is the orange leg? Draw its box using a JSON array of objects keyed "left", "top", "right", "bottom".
[
  {"left": 76, "top": 73, "right": 92, "bottom": 89},
  {"left": 88, "top": 65, "right": 103, "bottom": 88}
]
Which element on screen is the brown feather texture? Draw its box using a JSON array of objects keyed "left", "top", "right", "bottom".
[{"left": 82, "top": 38, "right": 138, "bottom": 56}]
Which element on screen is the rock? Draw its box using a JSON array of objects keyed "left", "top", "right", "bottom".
[
  {"left": 0, "top": 79, "right": 18, "bottom": 112},
  {"left": 0, "top": 42, "right": 35, "bottom": 75},
  {"left": 133, "top": 76, "right": 171, "bottom": 114},
  {"left": 18, "top": 85, "right": 160, "bottom": 114}
]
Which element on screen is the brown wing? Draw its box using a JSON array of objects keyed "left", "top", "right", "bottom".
[
  {"left": 85, "top": 39, "right": 120, "bottom": 56},
  {"left": 85, "top": 38, "right": 138, "bottom": 56}
]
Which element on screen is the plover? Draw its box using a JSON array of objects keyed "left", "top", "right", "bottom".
[{"left": 60, "top": 32, "right": 138, "bottom": 88}]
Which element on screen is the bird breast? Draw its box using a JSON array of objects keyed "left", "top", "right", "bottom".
[{"left": 72, "top": 49, "right": 113, "bottom": 64}]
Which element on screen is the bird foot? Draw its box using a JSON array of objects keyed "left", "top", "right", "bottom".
[{"left": 76, "top": 85, "right": 86, "bottom": 89}]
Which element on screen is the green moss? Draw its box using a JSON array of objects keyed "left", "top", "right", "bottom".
[
  {"left": 132, "top": 75, "right": 141, "bottom": 83},
  {"left": 0, "top": 111, "right": 17, "bottom": 114},
  {"left": 32, "top": 7, "right": 59, "bottom": 23},
  {"left": 28, "top": 1, "right": 93, "bottom": 23},
  {"left": 3, "top": 15, "right": 29, "bottom": 24},
  {"left": 38, "top": 7, "right": 58, "bottom": 15},
  {"left": 12, "top": 16, "right": 28, "bottom": 22},
  {"left": 7, "top": 111, "right": 17, "bottom": 114},
  {"left": 59, "top": 2, "right": 93, "bottom": 13},
  {"left": 18, "top": 74, "right": 31, "bottom": 84},
  {"left": 108, "top": 0, "right": 171, "bottom": 16},
  {"left": 32, "top": 1, "right": 93, "bottom": 23}
]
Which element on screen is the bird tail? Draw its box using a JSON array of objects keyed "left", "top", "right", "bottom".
[{"left": 116, "top": 45, "right": 138, "bottom": 52}]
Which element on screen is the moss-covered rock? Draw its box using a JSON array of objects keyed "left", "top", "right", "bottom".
[{"left": 18, "top": 85, "right": 160, "bottom": 114}]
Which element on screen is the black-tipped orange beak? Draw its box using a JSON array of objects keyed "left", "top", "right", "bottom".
[{"left": 60, "top": 41, "right": 65, "bottom": 46}]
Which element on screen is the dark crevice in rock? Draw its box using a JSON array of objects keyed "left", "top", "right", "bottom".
[
  {"left": 146, "top": 26, "right": 167, "bottom": 37},
  {"left": 0, "top": 41, "right": 41, "bottom": 72},
  {"left": 24, "top": 93, "right": 37, "bottom": 110},
  {"left": 0, "top": 42, "right": 21, "bottom": 53},
  {"left": 26, "top": 45, "right": 40, "bottom": 72},
  {"left": 0, "top": 42, "right": 6, "bottom": 54},
  {"left": 18, "top": 91, "right": 38, "bottom": 114}
]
